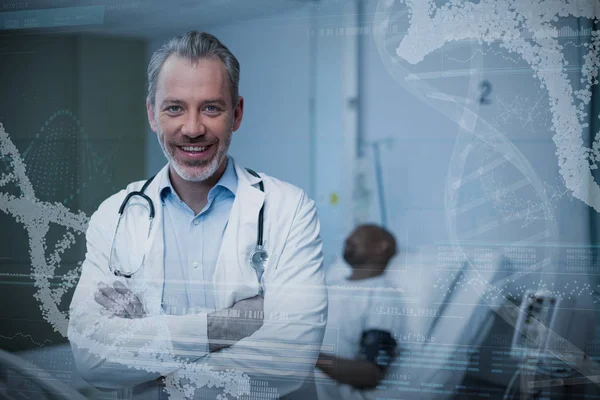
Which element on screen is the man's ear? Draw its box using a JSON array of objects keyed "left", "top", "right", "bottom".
[
  {"left": 146, "top": 99, "right": 158, "bottom": 132},
  {"left": 232, "top": 96, "right": 244, "bottom": 132}
]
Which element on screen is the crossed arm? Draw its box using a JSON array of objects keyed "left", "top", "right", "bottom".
[
  {"left": 94, "top": 280, "right": 264, "bottom": 353},
  {"left": 93, "top": 279, "right": 374, "bottom": 391}
]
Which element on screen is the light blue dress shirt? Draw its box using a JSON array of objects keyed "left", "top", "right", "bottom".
[{"left": 159, "top": 157, "right": 237, "bottom": 316}]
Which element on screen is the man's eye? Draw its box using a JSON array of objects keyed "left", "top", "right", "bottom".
[
  {"left": 167, "top": 106, "right": 181, "bottom": 113},
  {"left": 205, "top": 105, "right": 219, "bottom": 113}
]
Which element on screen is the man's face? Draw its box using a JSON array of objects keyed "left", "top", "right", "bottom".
[{"left": 146, "top": 56, "right": 244, "bottom": 182}]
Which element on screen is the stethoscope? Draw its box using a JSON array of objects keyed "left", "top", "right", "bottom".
[{"left": 108, "top": 168, "right": 268, "bottom": 288}]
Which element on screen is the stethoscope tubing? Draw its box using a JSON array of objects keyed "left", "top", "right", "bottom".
[{"left": 109, "top": 168, "right": 266, "bottom": 278}]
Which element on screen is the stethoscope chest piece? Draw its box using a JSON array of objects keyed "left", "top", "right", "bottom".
[
  {"left": 249, "top": 244, "right": 268, "bottom": 296},
  {"left": 245, "top": 168, "right": 267, "bottom": 295},
  {"left": 249, "top": 245, "right": 268, "bottom": 278}
]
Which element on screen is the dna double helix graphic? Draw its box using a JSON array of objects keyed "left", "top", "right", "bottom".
[
  {"left": 0, "top": 122, "right": 88, "bottom": 337},
  {"left": 373, "top": 0, "right": 600, "bottom": 393}
]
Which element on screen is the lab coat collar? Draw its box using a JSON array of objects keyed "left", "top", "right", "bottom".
[
  {"left": 233, "top": 159, "right": 263, "bottom": 189},
  {"left": 215, "top": 159, "right": 266, "bottom": 308}
]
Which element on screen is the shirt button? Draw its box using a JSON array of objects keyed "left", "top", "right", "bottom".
[
  {"left": 192, "top": 261, "right": 199, "bottom": 268},
  {"left": 193, "top": 220, "right": 200, "bottom": 226}
]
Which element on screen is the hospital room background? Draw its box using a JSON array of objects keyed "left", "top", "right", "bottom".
[{"left": 1, "top": 0, "right": 599, "bottom": 398}]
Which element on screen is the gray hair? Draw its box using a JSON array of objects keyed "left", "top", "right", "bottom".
[{"left": 146, "top": 31, "right": 240, "bottom": 109}]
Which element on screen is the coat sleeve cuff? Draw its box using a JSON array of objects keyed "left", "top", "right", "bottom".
[{"left": 164, "top": 312, "right": 209, "bottom": 362}]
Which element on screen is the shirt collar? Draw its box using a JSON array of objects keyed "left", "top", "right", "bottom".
[
  {"left": 216, "top": 156, "right": 238, "bottom": 196},
  {"left": 159, "top": 157, "right": 238, "bottom": 203}
]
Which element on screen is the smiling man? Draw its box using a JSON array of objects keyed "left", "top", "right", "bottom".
[
  {"left": 147, "top": 46, "right": 238, "bottom": 214},
  {"left": 68, "top": 31, "right": 328, "bottom": 399}
]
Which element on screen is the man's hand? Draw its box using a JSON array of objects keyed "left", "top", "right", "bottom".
[
  {"left": 207, "top": 295, "right": 264, "bottom": 352},
  {"left": 94, "top": 281, "right": 146, "bottom": 319}
]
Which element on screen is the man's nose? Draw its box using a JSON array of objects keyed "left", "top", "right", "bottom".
[{"left": 181, "top": 111, "right": 206, "bottom": 138}]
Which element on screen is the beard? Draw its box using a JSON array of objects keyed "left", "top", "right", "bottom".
[{"left": 156, "top": 126, "right": 232, "bottom": 182}]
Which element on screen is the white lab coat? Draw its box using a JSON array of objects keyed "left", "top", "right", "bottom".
[{"left": 68, "top": 160, "right": 328, "bottom": 399}]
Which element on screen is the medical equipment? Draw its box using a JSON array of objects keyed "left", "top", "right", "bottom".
[
  {"left": 246, "top": 168, "right": 268, "bottom": 293},
  {"left": 358, "top": 329, "right": 397, "bottom": 370},
  {"left": 505, "top": 290, "right": 589, "bottom": 399},
  {"left": 108, "top": 168, "right": 267, "bottom": 280},
  {"left": 108, "top": 175, "right": 155, "bottom": 278},
  {"left": 511, "top": 290, "right": 559, "bottom": 358}
]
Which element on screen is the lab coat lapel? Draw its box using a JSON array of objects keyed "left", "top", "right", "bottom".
[
  {"left": 128, "top": 165, "right": 167, "bottom": 316},
  {"left": 213, "top": 161, "right": 265, "bottom": 309}
]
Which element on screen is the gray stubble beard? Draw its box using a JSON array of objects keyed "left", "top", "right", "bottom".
[{"left": 156, "top": 125, "right": 232, "bottom": 182}]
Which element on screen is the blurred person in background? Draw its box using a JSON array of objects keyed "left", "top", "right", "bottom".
[{"left": 315, "top": 224, "right": 404, "bottom": 400}]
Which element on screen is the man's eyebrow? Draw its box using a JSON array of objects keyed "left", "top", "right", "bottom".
[
  {"left": 160, "top": 98, "right": 228, "bottom": 107},
  {"left": 203, "top": 98, "right": 227, "bottom": 106},
  {"left": 161, "top": 98, "right": 184, "bottom": 106}
]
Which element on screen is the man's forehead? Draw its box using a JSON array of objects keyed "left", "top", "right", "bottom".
[
  {"left": 163, "top": 54, "right": 226, "bottom": 71},
  {"left": 156, "top": 55, "right": 230, "bottom": 98}
]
